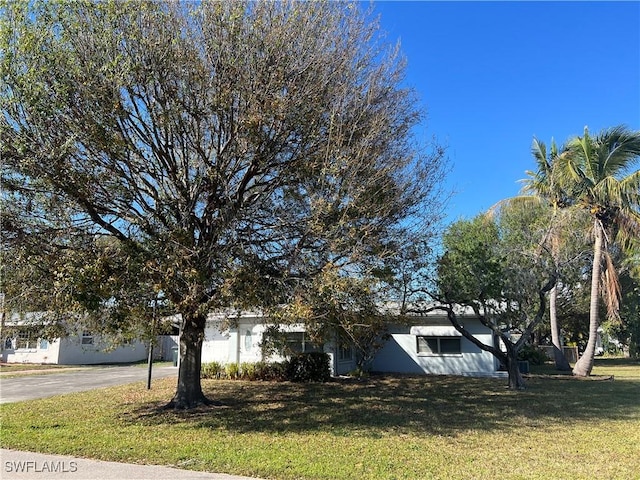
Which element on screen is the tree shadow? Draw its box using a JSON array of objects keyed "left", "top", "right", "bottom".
[{"left": 120, "top": 372, "right": 640, "bottom": 437}]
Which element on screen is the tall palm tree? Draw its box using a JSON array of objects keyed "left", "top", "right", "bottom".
[
  {"left": 558, "top": 126, "right": 640, "bottom": 376},
  {"left": 521, "top": 138, "right": 573, "bottom": 371}
]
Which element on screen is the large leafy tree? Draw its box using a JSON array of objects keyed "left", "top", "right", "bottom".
[
  {"left": 0, "top": 1, "right": 447, "bottom": 408},
  {"left": 436, "top": 210, "right": 557, "bottom": 390},
  {"left": 557, "top": 126, "right": 640, "bottom": 376}
]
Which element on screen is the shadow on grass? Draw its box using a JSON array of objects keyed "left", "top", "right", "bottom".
[{"left": 121, "top": 369, "right": 640, "bottom": 437}]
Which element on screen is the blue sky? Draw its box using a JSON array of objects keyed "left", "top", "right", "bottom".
[{"left": 371, "top": 1, "right": 640, "bottom": 223}]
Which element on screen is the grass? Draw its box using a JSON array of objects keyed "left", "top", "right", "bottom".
[
  {"left": 0, "top": 363, "right": 92, "bottom": 378},
  {"left": 0, "top": 363, "right": 77, "bottom": 372},
  {"left": 1, "top": 358, "right": 639, "bottom": 479}
]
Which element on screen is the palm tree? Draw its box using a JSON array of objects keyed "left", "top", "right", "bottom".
[
  {"left": 521, "top": 138, "right": 573, "bottom": 371},
  {"left": 558, "top": 126, "right": 640, "bottom": 376}
]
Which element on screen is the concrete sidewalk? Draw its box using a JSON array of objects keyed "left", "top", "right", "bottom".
[{"left": 0, "top": 449, "right": 262, "bottom": 480}]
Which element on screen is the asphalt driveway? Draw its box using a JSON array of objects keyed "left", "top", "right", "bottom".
[{"left": 0, "top": 364, "right": 178, "bottom": 404}]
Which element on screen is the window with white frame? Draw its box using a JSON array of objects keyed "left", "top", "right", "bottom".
[
  {"left": 81, "top": 330, "right": 94, "bottom": 345},
  {"left": 285, "top": 332, "right": 323, "bottom": 354},
  {"left": 417, "top": 336, "right": 461, "bottom": 355},
  {"left": 262, "top": 329, "right": 324, "bottom": 357},
  {"left": 15, "top": 330, "right": 37, "bottom": 350},
  {"left": 244, "top": 330, "right": 253, "bottom": 352}
]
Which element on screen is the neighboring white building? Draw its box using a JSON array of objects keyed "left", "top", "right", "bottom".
[
  {"left": 2, "top": 332, "right": 149, "bottom": 365},
  {"left": 1, "top": 313, "right": 149, "bottom": 365}
]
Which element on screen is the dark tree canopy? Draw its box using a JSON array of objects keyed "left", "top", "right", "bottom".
[{"left": 1, "top": 0, "right": 447, "bottom": 408}]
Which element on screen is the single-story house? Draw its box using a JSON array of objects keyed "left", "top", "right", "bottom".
[
  {"left": 200, "top": 309, "right": 505, "bottom": 378},
  {"left": 1, "top": 313, "right": 177, "bottom": 365},
  {"left": 3, "top": 308, "right": 504, "bottom": 378}
]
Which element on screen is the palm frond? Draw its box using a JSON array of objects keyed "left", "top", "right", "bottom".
[
  {"left": 487, "top": 195, "right": 544, "bottom": 219},
  {"left": 596, "top": 125, "right": 640, "bottom": 176},
  {"left": 619, "top": 169, "right": 640, "bottom": 208},
  {"left": 615, "top": 209, "right": 640, "bottom": 248}
]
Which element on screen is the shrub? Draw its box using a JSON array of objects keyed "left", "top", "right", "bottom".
[
  {"left": 201, "top": 362, "right": 224, "bottom": 379},
  {"left": 285, "top": 352, "right": 331, "bottom": 382},
  {"left": 256, "top": 361, "right": 288, "bottom": 382},
  {"left": 240, "top": 362, "right": 257, "bottom": 381},
  {"left": 518, "top": 345, "right": 550, "bottom": 366},
  {"left": 348, "top": 367, "right": 370, "bottom": 379},
  {"left": 225, "top": 362, "right": 240, "bottom": 380},
  {"left": 202, "top": 359, "right": 331, "bottom": 382}
]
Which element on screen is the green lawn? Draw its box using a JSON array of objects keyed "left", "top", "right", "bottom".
[
  {"left": 1, "top": 358, "right": 639, "bottom": 479},
  {"left": 0, "top": 363, "right": 77, "bottom": 372}
]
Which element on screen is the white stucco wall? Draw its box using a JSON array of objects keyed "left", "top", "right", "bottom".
[
  {"left": 56, "top": 336, "right": 147, "bottom": 364},
  {"left": 200, "top": 313, "right": 498, "bottom": 377},
  {"left": 200, "top": 317, "right": 357, "bottom": 376},
  {"left": 2, "top": 335, "right": 147, "bottom": 365},
  {"left": 2, "top": 338, "right": 61, "bottom": 364},
  {"left": 371, "top": 318, "right": 498, "bottom": 376},
  {"left": 201, "top": 315, "right": 266, "bottom": 365}
]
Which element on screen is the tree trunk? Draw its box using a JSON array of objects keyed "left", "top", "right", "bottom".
[
  {"left": 505, "top": 350, "right": 526, "bottom": 390},
  {"left": 549, "top": 285, "right": 572, "bottom": 371},
  {"left": 573, "top": 221, "right": 602, "bottom": 377},
  {"left": 166, "top": 310, "right": 214, "bottom": 409}
]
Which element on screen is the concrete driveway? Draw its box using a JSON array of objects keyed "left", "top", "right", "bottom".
[{"left": 0, "top": 364, "right": 178, "bottom": 404}]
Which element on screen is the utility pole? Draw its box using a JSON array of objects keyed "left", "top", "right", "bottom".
[{"left": 146, "top": 295, "right": 157, "bottom": 390}]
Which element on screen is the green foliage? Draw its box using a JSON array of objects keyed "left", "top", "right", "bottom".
[
  {"left": 217, "top": 356, "right": 330, "bottom": 383},
  {"left": 285, "top": 352, "right": 331, "bottom": 383},
  {"left": 201, "top": 362, "right": 224, "bottom": 379},
  {"left": 224, "top": 363, "right": 240, "bottom": 380},
  {"left": 348, "top": 367, "right": 370, "bottom": 379},
  {"left": 255, "top": 361, "right": 288, "bottom": 382},
  {"left": 437, "top": 209, "right": 559, "bottom": 389},
  {"left": 517, "top": 345, "right": 550, "bottom": 366},
  {"left": 555, "top": 126, "right": 640, "bottom": 375},
  {"left": 438, "top": 216, "right": 504, "bottom": 303}
]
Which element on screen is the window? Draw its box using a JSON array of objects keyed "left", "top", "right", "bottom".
[
  {"left": 15, "top": 330, "right": 37, "bottom": 350},
  {"left": 263, "top": 329, "right": 323, "bottom": 357},
  {"left": 417, "top": 336, "right": 461, "bottom": 355},
  {"left": 81, "top": 331, "right": 94, "bottom": 345},
  {"left": 244, "top": 330, "right": 253, "bottom": 352},
  {"left": 281, "top": 332, "right": 323, "bottom": 355},
  {"left": 338, "top": 344, "right": 353, "bottom": 361}
]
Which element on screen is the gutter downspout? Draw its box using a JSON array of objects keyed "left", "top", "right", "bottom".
[{"left": 235, "top": 326, "right": 241, "bottom": 365}]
